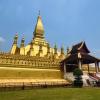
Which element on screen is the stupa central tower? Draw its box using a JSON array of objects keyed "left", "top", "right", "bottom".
[
  {"left": 33, "top": 14, "right": 44, "bottom": 39},
  {"left": 32, "top": 13, "right": 48, "bottom": 47},
  {"left": 10, "top": 12, "right": 65, "bottom": 59}
]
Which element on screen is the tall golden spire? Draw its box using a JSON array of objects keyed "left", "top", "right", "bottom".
[{"left": 33, "top": 11, "right": 44, "bottom": 39}]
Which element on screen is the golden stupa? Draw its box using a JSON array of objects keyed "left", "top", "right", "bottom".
[
  {"left": 10, "top": 13, "right": 65, "bottom": 59},
  {"left": 0, "top": 13, "right": 66, "bottom": 80}
]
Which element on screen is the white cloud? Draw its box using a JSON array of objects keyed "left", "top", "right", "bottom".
[{"left": 0, "top": 37, "right": 5, "bottom": 43}]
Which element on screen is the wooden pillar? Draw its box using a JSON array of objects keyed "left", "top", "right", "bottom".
[
  {"left": 95, "top": 62, "right": 99, "bottom": 73},
  {"left": 95, "top": 62, "right": 97, "bottom": 73},
  {"left": 78, "top": 53, "right": 82, "bottom": 70},
  {"left": 64, "top": 62, "right": 66, "bottom": 74},
  {"left": 64, "top": 62, "right": 66, "bottom": 79},
  {"left": 97, "top": 62, "right": 99, "bottom": 72},
  {"left": 87, "top": 64, "right": 90, "bottom": 73},
  {"left": 78, "top": 59, "right": 82, "bottom": 70}
]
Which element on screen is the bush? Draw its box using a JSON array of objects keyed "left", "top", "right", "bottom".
[
  {"left": 73, "top": 68, "right": 83, "bottom": 76},
  {"left": 73, "top": 68, "right": 83, "bottom": 87}
]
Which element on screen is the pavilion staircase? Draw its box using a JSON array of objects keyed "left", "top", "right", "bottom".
[
  {"left": 88, "top": 73, "right": 100, "bottom": 81},
  {"left": 65, "top": 72, "right": 91, "bottom": 86},
  {"left": 64, "top": 72, "right": 74, "bottom": 82},
  {"left": 82, "top": 73, "right": 90, "bottom": 86}
]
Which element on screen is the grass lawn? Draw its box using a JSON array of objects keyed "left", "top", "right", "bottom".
[{"left": 0, "top": 88, "right": 100, "bottom": 100}]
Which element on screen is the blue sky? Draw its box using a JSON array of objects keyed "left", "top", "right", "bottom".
[{"left": 0, "top": 0, "right": 100, "bottom": 57}]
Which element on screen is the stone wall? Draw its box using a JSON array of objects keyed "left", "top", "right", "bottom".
[{"left": 0, "top": 53, "right": 61, "bottom": 69}]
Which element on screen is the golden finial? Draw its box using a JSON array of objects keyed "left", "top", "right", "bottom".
[
  {"left": 39, "top": 10, "right": 40, "bottom": 16},
  {"left": 22, "top": 33, "right": 25, "bottom": 40},
  {"left": 15, "top": 32, "right": 18, "bottom": 37},
  {"left": 15, "top": 32, "right": 18, "bottom": 35}
]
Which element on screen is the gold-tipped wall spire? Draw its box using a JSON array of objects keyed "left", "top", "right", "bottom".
[
  {"left": 47, "top": 43, "right": 50, "bottom": 54},
  {"left": 54, "top": 44, "right": 57, "bottom": 54},
  {"left": 20, "top": 37, "right": 25, "bottom": 47},
  {"left": 13, "top": 33, "right": 18, "bottom": 44},
  {"left": 61, "top": 46, "right": 64, "bottom": 54},
  {"left": 10, "top": 33, "right": 18, "bottom": 54}
]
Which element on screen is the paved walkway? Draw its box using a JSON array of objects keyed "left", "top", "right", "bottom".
[
  {"left": 0, "top": 79, "right": 70, "bottom": 87},
  {"left": 0, "top": 67, "right": 60, "bottom": 71},
  {"left": 0, "top": 79, "right": 67, "bottom": 83}
]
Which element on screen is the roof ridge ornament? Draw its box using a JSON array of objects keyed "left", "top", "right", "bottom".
[{"left": 78, "top": 41, "right": 84, "bottom": 50}]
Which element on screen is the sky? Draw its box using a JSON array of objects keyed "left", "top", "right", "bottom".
[{"left": 0, "top": 0, "right": 100, "bottom": 57}]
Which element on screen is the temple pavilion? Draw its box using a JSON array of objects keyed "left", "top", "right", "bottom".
[{"left": 61, "top": 41, "right": 100, "bottom": 81}]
